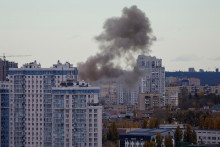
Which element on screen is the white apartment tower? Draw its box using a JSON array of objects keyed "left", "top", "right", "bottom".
[
  {"left": 6, "top": 61, "right": 102, "bottom": 147},
  {"left": 137, "top": 55, "right": 165, "bottom": 106}
]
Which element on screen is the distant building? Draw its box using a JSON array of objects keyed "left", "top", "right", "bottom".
[
  {"left": 0, "top": 58, "right": 18, "bottom": 81},
  {"left": 119, "top": 129, "right": 174, "bottom": 147},
  {"left": 189, "top": 68, "right": 196, "bottom": 72},
  {"left": 138, "top": 93, "right": 163, "bottom": 110},
  {"left": 188, "top": 78, "right": 200, "bottom": 86},
  {"left": 99, "top": 81, "right": 117, "bottom": 105},
  {"left": 196, "top": 130, "right": 220, "bottom": 144},
  {"left": 137, "top": 55, "right": 165, "bottom": 96},
  {"left": 165, "top": 86, "right": 179, "bottom": 107},
  {"left": 199, "top": 69, "right": 204, "bottom": 72}
]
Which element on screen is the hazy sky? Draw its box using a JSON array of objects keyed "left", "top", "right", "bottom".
[{"left": 0, "top": 0, "right": 220, "bottom": 71}]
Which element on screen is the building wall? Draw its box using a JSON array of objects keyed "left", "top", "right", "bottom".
[
  {"left": 165, "top": 86, "right": 179, "bottom": 107},
  {"left": 195, "top": 130, "right": 220, "bottom": 144},
  {"left": 52, "top": 87, "right": 102, "bottom": 147},
  {"left": 137, "top": 55, "right": 165, "bottom": 106},
  {"left": 138, "top": 93, "right": 162, "bottom": 110},
  {"left": 8, "top": 61, "right": 78, "bottom": 147},
  {"left": 0, "top": 58, "right": 18, "bottom": 81},
  {"left": 100, "top": 82, "right": 117, "bottom": 105},
  {"left": 0, "top": 81, "right": 10, "bottom": 147}
]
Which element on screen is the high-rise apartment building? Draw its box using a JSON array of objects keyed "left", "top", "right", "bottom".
[
  {"left": 137, "top": 55, "right": 165, "bottom": 106},
  {"left": 116, "top": 55, "right": 165, "bottom": 105},
  {"left": 0, "top": 81, "right": 10, "bottom": 147},
  {"left": 3, "top": 60, "right": 102, "bottom": 147},
  {"left": 52, "top": 81, "right": 102, "bottom": 147},
  {"left": 0, "top": 58, "right": 18, "bottom": 81}
]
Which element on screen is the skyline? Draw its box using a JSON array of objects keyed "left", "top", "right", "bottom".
[{"left": 0, "top": 0, "right": 220, "bottom": 71}]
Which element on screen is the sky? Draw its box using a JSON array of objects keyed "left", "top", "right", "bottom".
[{"left": 0, "top": 0, "right": 220, "bottom": 71}]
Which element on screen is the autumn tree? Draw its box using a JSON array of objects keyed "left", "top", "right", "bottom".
[
  {"left": 156, "top": 132, "right": 163, "bottom": 147},
  {"left": 143, "top": 141, "right": 151, "bottom": 147},
  {"left": 134, "top": 121, "right": 139, "bottom": 128},
  {"left": 150, "top": 140, "right": 156, "bottom": 147},
  {"left": 107, "top": 121, "right": 119, "bottom": 143},
  {"left": 119, "top": 121, "right": 123, "bottom": 128},
  {"left": 192, "top": 130, "right": 197, "bottom": 144},
  {"left": 183, "top": 124, "right": 193, "bottom": 143},
  {"left": 164, "top": 134, "right": 173, "bottom": 147},
  {"left": 149, "top": 117, "right": 159, "bottom": 128},
  {"left": 142, "top": 118, "right": 148, "bottom": 128},
  {"left": 174, "top": 125, "right": 183, "bottom": 143}
]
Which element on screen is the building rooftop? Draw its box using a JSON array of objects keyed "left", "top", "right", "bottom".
[{"left": 121, "top": 129, "right": 173, "bottom": 136}]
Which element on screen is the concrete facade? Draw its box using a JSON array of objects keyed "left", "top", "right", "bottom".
[
  {"left": 138, "top": 93, "right": 162, "bottom": 110},
  {"left": 165, "top": 86, "right": 179, "bottom": 107},
  {"left": 5, "top": 61, "right": 102, "bottom": 147}
]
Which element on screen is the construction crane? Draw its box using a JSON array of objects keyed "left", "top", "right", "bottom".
[
  {"left": 0, "top": 53, "right": 31, "bottom": 81},
  {"left": 0, "top": 53, "right": 31, "bottom": 61}
]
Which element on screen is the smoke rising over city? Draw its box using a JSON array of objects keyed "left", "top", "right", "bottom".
[{"left": 78, "top": 5, "right": 156, "bottom": 85}]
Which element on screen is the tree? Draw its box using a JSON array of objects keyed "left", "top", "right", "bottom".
[
  {"left": 156, "top": 132, "right": 163, "bottom": 147},
  {"left": 165, "top": 134, "right": 173, "bottom": 147},
  {"left": 150, "top": 140, "right": 156, "bottom": 147},
  {"left": 192, "top": 130, "right": 197, "bottom": 144},
  {"left": 198, "top": 116, "right": 204, "bottom": 129},
  {"left": 149, "top": 117, "right": 159, "bottom": 128},
  {"left": 119, "top": 121, "right": 123, "bottom": 128},
  {"left": 142, "top": 118, "right": 148, "bottom": 128},
  {"left": 174, "top": 125, "right": 183, "bottom": 143},
  {"left": 183, "top": 124, "right": 193, "bottom": 144},
  {"left": 134, "top": 121, "right": 139, "bottom": 128},
  {"left": 143, "top": 141, "right": 151, "bottom": 147},
  {"left": 107, "top": 121, "right": 119, "bottom": 143}
]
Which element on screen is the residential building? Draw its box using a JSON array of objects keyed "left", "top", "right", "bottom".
[
  {"left": 195, "top": 130, "right": 220, "bottom": 144},
  {"left": 138, "top": 93, "right": 162, "bottom": 110},
  {"left": 52, "top": 80, "right": 102, "bottom": 147},
  {"left": 0, "top": 81, "right": 10, "bottom": 147},
  {"left": 5, "top": 60, "right": 102, "bottom": 147},
  {"left": 137, "top": 55, "right": 165, "bottom": 105},
  {"left": 99, "top": 81, "right": 117, "bottom": 105},
  {"left": 165, "top": 86, "right": 179, "bottom": 107},
  {"left": 119, "top": 129, "right": 174, "bottom": 147},
  {"left": 117, "top": 55, "right": 165, "bottom": 105},
  {"left": 189, "top": 68, "right": 196, "bottom": 72},
  {"left": 0, "top": 58, "right": 18, "bottom": 81}
]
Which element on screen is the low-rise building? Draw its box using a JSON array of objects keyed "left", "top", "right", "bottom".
[
  {"left": 195, "top": 130, "right": 220, "bottom": 144},
  {"left": 119, "top": 129, "right": 174, "bottom": 147}
]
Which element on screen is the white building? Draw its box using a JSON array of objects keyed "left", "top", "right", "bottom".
[
  {"left": 137, "top": 55, "right": 165, "bottom": 106},
  {"left": 116, "top": 55, "right": 165, "bottom": 105},
  {"left": 195, "top": 130, "right": 220, "bottom": 144},
  {"left": 52, "top": 81, "right": 102, "bottom": 147},
  {"left": 6, "top": 61, "right": 102, "bottom": 147},
  {"left": 165, "top": 86, "right": 179, "bottom": 107}
]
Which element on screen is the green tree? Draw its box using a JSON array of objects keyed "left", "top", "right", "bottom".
[
  {"left": 192, "top": 130, "right": 197, "bottom": 144},
  {"left": 107, "top": 121, "right": 119, "bottom": 143},
  {"left": 183, "top": 124, "right": 193, "bottom": 143},
  {"left": 174, "top": 125, "right": 183, "bottom": 143},
  {"left": 142, "top": 118, "right": 148, "bottom": 128},
  {"left": 165, "top": 134, "right": 173, "bottom": 147},
  {"left": 156, "top": 132, "right": 163, "bottom": 147}
]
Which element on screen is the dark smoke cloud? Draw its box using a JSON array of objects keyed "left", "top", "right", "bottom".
[{"left": 78, "top": 5, "right": 155, "bottom": 86}]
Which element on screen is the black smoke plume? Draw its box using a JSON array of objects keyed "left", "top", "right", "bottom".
[{"left": 78, "top": 5, "right": 155, "bottom": 86}]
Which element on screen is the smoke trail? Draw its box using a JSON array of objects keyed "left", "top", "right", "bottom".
[{"left": 78, "top": 5, "right": 156, "bottom": 85}]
